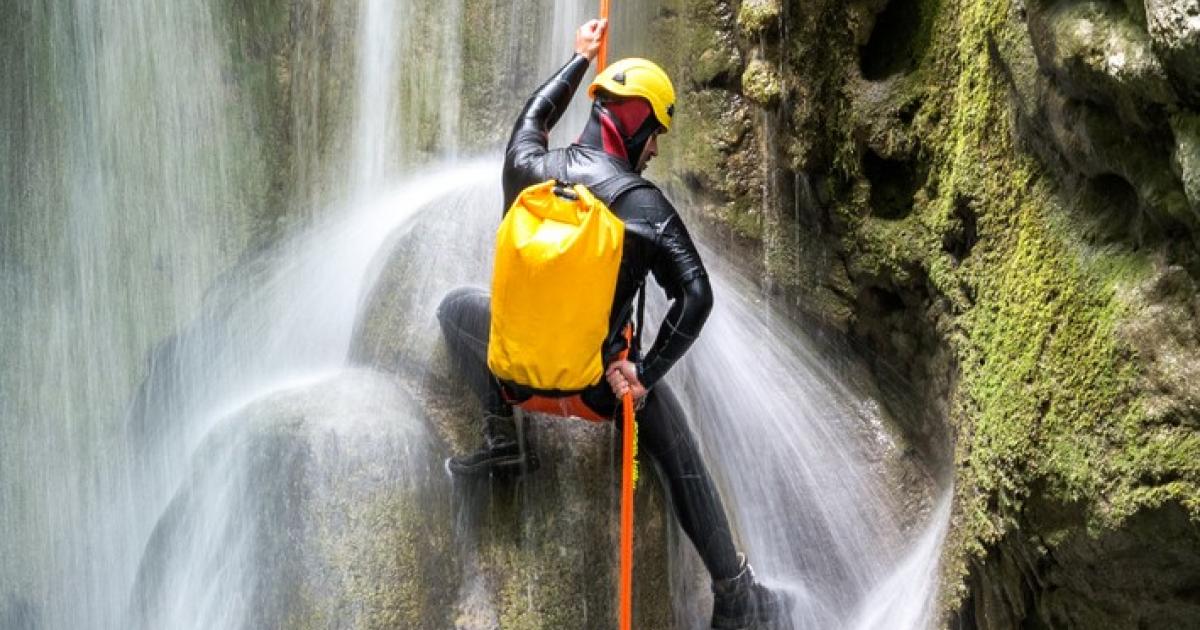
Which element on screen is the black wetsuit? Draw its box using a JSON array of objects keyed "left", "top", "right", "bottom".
[{"left": 437, "top": 53, "right": 740, "bottom": 580}]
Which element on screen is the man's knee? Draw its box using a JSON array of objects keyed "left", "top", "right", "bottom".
[{"left": 437, "top": 286, "right": 488, "bottom": 334}]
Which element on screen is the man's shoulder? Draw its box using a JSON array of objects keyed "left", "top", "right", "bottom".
[{"left": 613, "top": 181, "right": 677, "bottom": 222}]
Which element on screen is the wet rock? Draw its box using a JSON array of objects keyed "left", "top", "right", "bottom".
[
  {"left": 1146, "top": 0, "right": 1200, "bottom": 101},
  {"left": 1041, "top": 88, "right": 1192, "bottom": 225},
  {"left": 736, "top": 0, "right": 782, "bottom": 35},
  {"left": 1001, "top": 0, "right": 1200, "bottom": 232},
  {"left": 1121, "top": 263, "right": 1200, "bottom": 427},
  {"left": 645, "top": 0, "right": 1200, "bottom": 625},
  {"left": 130, "top": 371, "right": 456, "bottom": 630},
  {"left": 129, "top": 368, "right": 678, "bottom": 629},
  {"left": 1028, "top": 1, "right": 1174, "bottom": 108},
  {"left": 858, "top": 0, "right": 936, "bottom": 81},
  {"left": 1171, "top": 110, "right": 1200, "bottom": 211},
  {"left": 962, "top": 499, "right": 1200, "bottom": 629},
  {"left": 655, "top": 0, "right": 741, "bottom": 88},
  {"left": 741, "top": 57, "right": 784, "bottom": 105}
]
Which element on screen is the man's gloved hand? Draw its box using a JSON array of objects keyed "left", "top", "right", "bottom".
[
  {"left": 605, "top": 360, "right": 647, "bottom": 403},
  {"left": 575, "top": 18, "right": 608, "bottom": 62}
]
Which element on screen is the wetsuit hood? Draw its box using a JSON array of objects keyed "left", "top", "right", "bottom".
[{"left": 576, "top": 97, "right": 660, "bottom": 172}]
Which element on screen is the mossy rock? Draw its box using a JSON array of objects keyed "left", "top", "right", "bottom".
[
  {"left": 742, "top": 58, "right": 784, "bottom": 106},
  {"left": 653, "top": 0, "right": 742, "bottom": 88},
  {"left": 1146, "top": 0, "right": 1200, "bottom": 101},
  {"left": 737, "top": 0, "right": 782, "bottom": 35},
  {"left": 651, "top": 0, "right": 1200, "bottom": 623}
]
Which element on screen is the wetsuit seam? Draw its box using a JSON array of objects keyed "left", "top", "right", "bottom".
[{"left": 657, "top": 314, "right": 697, "bottom": 341}]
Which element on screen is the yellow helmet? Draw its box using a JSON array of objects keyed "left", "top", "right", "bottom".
[{"left": 588, "top": 58, "right": 676, "bottom": 132}]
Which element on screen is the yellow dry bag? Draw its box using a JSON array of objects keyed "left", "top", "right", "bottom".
[{"left": 488, "top": 180, "right": 625, "bottom": 391}]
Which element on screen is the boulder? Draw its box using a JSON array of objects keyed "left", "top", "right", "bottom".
[
  {"left": 352, "top": 200, "right": 682, "bottom": 627},
  {"left": 127, "top": 196, "right": 683, "bottom": 628}
]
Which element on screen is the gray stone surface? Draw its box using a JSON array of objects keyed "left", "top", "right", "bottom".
[{"left": 129, "top": 368, "right": 678, "bottom": 629}]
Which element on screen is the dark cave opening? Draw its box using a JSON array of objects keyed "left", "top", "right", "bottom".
[
  {"left": 943, "top": 194, "right": 980, "bottom": 263},
  {"left": 863, "top": 148, "right": 923, "bottom": 220},
  {"left": 863, "top": 285, "right": 906, "bottom": 314},
  {"left": 1078, "top": 173, "right": 1143, "bottom": 244},
  {"left": 859, "top": 0, "right": 934, "bottom": 81}
]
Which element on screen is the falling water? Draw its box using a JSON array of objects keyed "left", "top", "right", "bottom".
[
  {"left": 1, "top": 0, "right": 950, "bottom": 628},
  {"left": 123, "top": 162, "right": 495, "bottom": 629},
  {"left": 666, "top": 261, "right": 951, "bottom": 628},
  {"left": 1, "top": 2, "right": 256, "bottom": 628},
  {"left": 353, "top": 0, "right": 401, "bottom": 193}
]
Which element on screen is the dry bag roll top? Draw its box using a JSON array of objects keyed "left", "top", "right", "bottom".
[{"left": 488, "top": 180, "right": 625, "bottom": 392}]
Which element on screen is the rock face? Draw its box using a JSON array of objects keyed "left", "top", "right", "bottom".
[
  {"left": 130, "top": 371, "right": 456, "bottom": 629},
  {"left": 641, "top": 0, "right": 1200, "bottom": 627},
  {"left": 130, "top": 369, "right": 676, "bottom": 629}
]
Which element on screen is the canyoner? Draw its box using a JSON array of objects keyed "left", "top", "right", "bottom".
[{"left": 436, "top": 17, "right": 787, "bottom": 629}]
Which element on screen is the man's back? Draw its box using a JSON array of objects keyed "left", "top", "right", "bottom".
[{"left": 499, "top": 54, "right": 712, "bottom": 384}]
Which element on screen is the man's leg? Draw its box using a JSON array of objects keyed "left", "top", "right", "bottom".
[
  {"left": 635, "top": 384, "right": 740, "bottom": 578},
  {"left": 436, "top": 287, "right": 537, "bottom": 476},
  {"left": 634, "top": 384, "right": 781, "bottom": 628}
]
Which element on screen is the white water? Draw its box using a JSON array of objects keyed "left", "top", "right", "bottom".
[
  {"left": 124, "top": 162, "right": 493, "bottom": 629},
  {"left": 1, "top": 0, "right": 950, "bottom": 628},
  {"left": 666, "top": 261, "right": 951, "bottom": 629},
  {"left": 1, "top": 1, "right": 254, "bottom": 627}
]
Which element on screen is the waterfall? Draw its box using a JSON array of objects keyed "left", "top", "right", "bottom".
[
  {"left": 352, "top": 0, "right": 402, "bottom": 193},
  {"left": 1, "top": 2, "right": 255, "bottom": 628},
  {"left": 0, "top": 1, "right": 950, "bottom": 628},
  {"left": 666, "top": 260, "right": 951, "bottom": 628}
]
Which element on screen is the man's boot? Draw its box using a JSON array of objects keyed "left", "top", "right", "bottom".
[
  {"left": 710, "top": 554, "right": 782, "bottom": 629},
  {"left": 446, "top": 413, "right": 540, "bottom": 477}
]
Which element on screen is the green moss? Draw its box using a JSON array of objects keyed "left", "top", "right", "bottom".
[
  {"left": 737, "top": 0, "right": 782, "bottom": 35},
  {"left": 868, "top": 0, "right": 1200, "bottom": 609},
  {"left": 742, "top": 58, "right": 783, "bottom": 105},
  {"left": 686, "top": 0, "right": 1200, "bottom": 611}
]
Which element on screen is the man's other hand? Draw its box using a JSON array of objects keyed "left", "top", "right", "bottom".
[{"left": 605, "top": 360, "right": 647, "bottom": 402}]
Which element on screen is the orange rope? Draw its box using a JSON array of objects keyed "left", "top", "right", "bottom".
[
  {"left": 599, "top": 4, "right": 629, "bottom": 626},
  {"left": 618, "top": 323, "right": 634, "bottom": 630},
  {"left": 598, "top": 0, "right": 611, "bottom": 72},
  {"left": 620, "top": 391, "right": 634, "bottom": 630}
]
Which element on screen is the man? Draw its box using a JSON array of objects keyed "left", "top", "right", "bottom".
[{"left": 437, "top": 19, "right": 782, "bottom": 629}]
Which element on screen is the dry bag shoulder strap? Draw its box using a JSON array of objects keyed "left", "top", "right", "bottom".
[{"left": 587, "top": 173, "right": 654, "bottom": 209}]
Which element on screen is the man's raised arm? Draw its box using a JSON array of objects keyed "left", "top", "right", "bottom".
[{"left": 502, "top": 19, "right": 607, "bottom": 208}]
